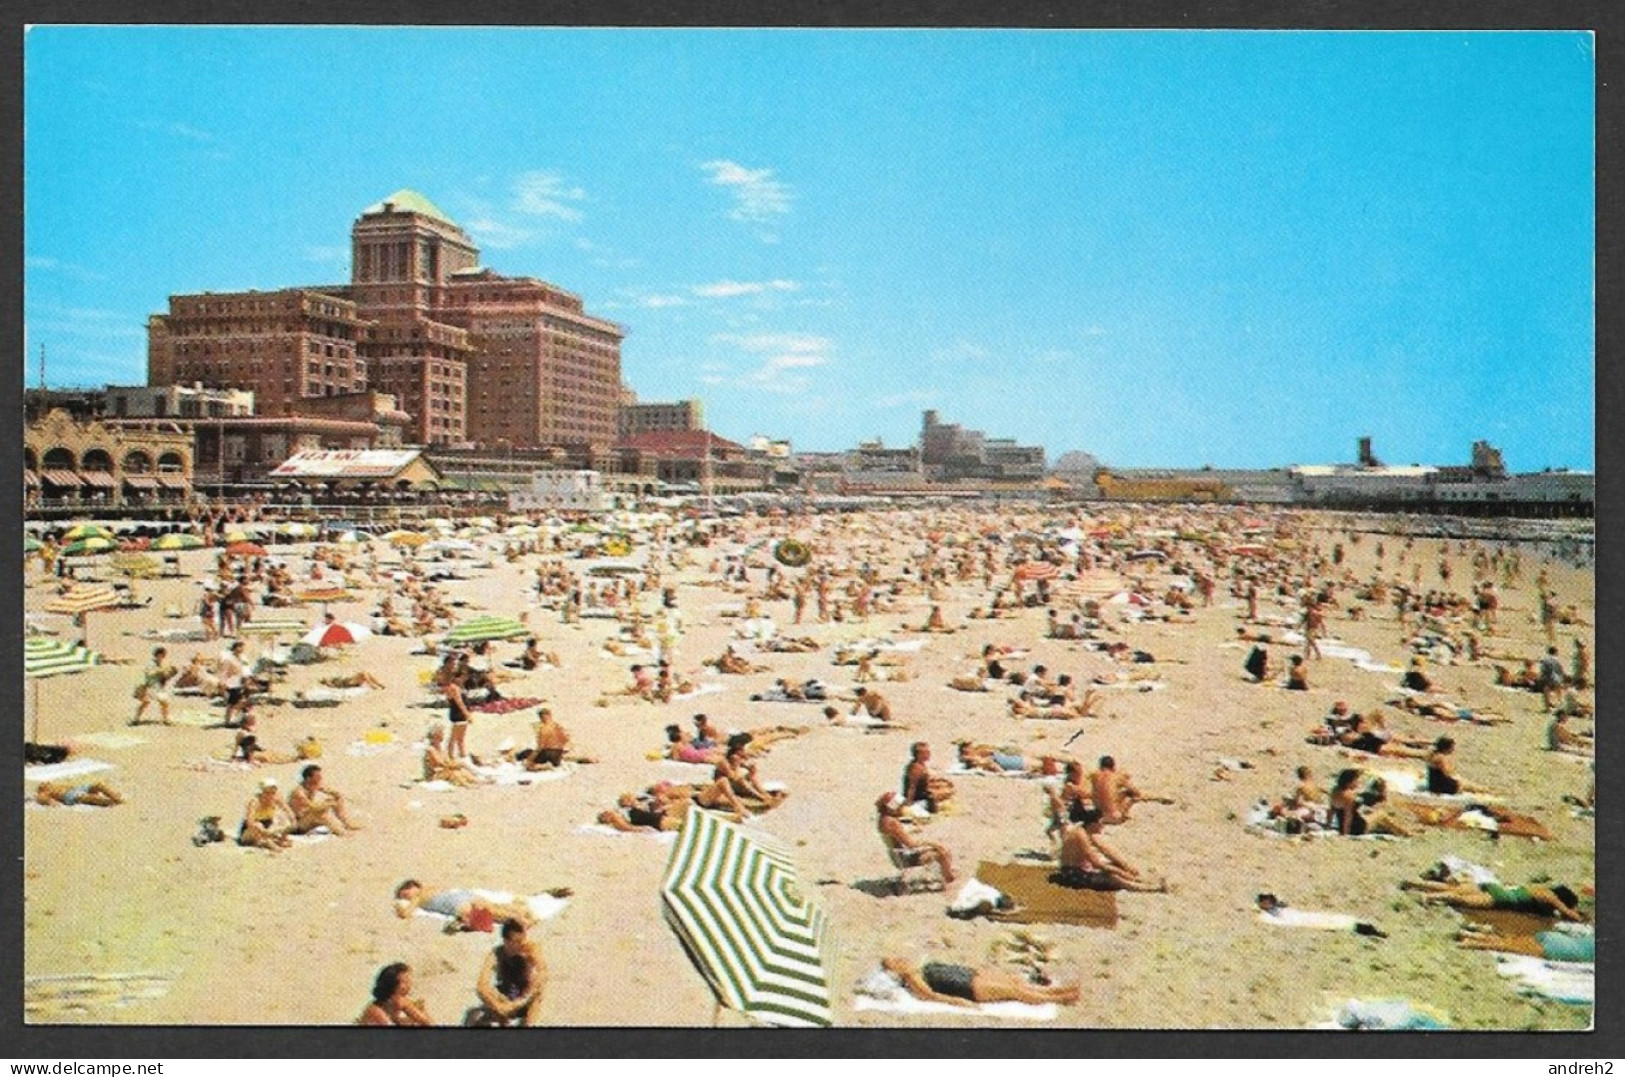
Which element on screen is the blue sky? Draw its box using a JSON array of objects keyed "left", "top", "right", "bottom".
[{"left": 24, "top": 27, "right": 1594, "bottom": 469}]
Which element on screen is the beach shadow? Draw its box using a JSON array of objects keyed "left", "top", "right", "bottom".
[{"left": 850, "top": 877, "right": 914, "bottom": 899}]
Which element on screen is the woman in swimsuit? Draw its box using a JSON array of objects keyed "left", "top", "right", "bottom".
[
  {"left": 443, "top": 672, "right": 473, "bottom": 761},
  {"left": 357, "top": 962, "right": 433, "bottom": 1026},
  {"left": 1424, "top": 737, "right": 1486, "bottom": 796},
  {"left": 879, "top": 957, "right": 1081, "bottom": 1007},
  {"left": 239, "top": 778, "right": 294, "bottom": 851},
  {"left": 666, "top": 724, "right": 720, "bottom": 765}
]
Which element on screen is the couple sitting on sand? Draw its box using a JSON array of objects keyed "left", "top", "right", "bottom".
[{"left": 237, "top": 766, "right": 362, "bottom": 851}]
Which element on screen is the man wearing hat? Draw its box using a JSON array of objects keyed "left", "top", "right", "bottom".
[{"left": 876, "top": 791, "right": 956, "bottom": 884}]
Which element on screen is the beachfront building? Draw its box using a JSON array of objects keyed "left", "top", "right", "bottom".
[
  {"left": 919, "top": 409, "right": 1046, "bottom": 482},
  {"left": 147, "top": 289, "right": 369, "bottom": 416},
  {"left": 267, "top": 448, "right": 443, "bottom": 493},
  {"left": 619, "top": 398, "right": 706, "bottom": 438},
  {"left": 613, "top": 430, "right": 772, "bottom": 493},
  {"left": 508, "top": 469, "right": 612, "bottom": 513},
  {"left": 25, "top": 408, "right": 193, "bottom": 509},
  {"left": 103, "top": 384, "right": 256, "bottom": 420}
]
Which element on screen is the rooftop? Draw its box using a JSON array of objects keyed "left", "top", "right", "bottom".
[{"left": 361, "top": 189, "right": 458, "bottom": 226}]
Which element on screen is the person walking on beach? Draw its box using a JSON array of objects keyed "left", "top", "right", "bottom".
[
  {"left": 219, "top": 640, "right": 250, "bottom": 727},
  {"left": 132, "top": 646, "right": 177, "bottom": 726}
]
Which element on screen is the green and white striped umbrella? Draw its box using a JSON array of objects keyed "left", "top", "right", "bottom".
[
  {"left": 442, "top": 615, "right": 531, "bottom": 645},
  {"left": 25, "top": 636, "right": 104, "bottom": 679},
  {"left": 660, "top": 808, "right": 834, "bottom": 1028}
]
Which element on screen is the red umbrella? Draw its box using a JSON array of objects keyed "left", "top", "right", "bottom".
[
  {"left": 224, "top": 541, "right": 268, "bottom": 557},
  {"left": 301, "top": 621, "right": 372, "bottom": 648}
]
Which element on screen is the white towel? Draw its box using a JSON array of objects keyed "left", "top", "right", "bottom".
[
  {"left": 659, "top": 760, "right": 718, "bottom": 781},
  {"left": 1257, "top": 908, "right": 1361, "bottom": 931},
  {"left": 851, "top": 992, "right": 1057, "bottom": 1021},
  {"left": 24, "top": 759, "right": 114, "bottom": 784},
  {"left": 673, "top": 682, "right": 726, "bottom": 702},
  {"left": 413, "top": 890, "right": 570, "bottom": 925},
  {"left": 1495, "top": 955, "right": 1593, "bottom": 1004}
]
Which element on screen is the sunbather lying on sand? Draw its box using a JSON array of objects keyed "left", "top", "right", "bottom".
[
  {"left": 321, "top": 671, "right": 386, "bottom": 690},
  {"left": 955, "top": 742, "right": 1059, "bottom": 776},
  {"left": 1008, "top": 690, "right": 1101, "bottom": 720},
  {"left": 876, "top": 956, "right": 1081, "bottom": 1007},
  {"left": 1336, "top": 714, "right": 1432, "bottom": 758},
  {"left": 1399, "top": 878, "right": 1586, "bottom": 921},
  {"left": 750, "top": 678, "right": 828, "bottom": 702},
  {"left": 393, "top": 879, "right": 566, "bottom": 930},
  {"left": 598, "top": 783, "right": 694, "bottom": 832},
  {"left": 35, "top": 779, "right": 124, "bottom": 807},
  {"left": 1386, "top": 696, "right": 1507, "bottom": 725}
]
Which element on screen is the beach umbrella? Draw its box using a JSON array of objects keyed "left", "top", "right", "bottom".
[
  {"left": 1013, "top": 561, "right": 1059, "bottom": 582},
  {"left": 45, "top": 585, "right": 122, "bottom": 616},
  {"left": 111, "top": 553, "right": 162, "bottom": 579},
  {"left": 25, "top": 636, "right": 104, "bottom": 743},
  {"left": 61, "top": 536, "right": 117, "bottom": 558},
  {"left": 278, "top": 522, "right": 318, "bottom": 538},
  {"left": 223, "top": 529, "right": 251, "bottom": 544},
  {"left": 660, "top": 808, "right": 834, "bottom": 1028},
  {"left": 237, "top": 616, "right": 308, "bottom": 637},
  {"left": 442, "top": 614, "right": 530, "bottom": 645},
  {"left": 332, "top": 531, "right": 369, "bottom": 545},
  {"left": 384, "top": 530, "right": 430, "bottom": 547},
  {"left": 224, "top": 541, "right": 268, "bottom": 558},
  {"left": 24, "top": 536, "right": 42, "bottom": 554},
  {"left": 153, "top": 533, "right": 206, "bottom": 551},
  {"left": 302, "top": 620, "right": 372, "bottom": 648},
  {"left": 62, "top": 524, "right": 114, "bottom": 543},
  {"left": 504, "top": 523, "right": 538, "bottom": 536}
]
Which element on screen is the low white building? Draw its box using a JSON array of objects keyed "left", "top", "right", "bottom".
[{"left": 509, "top": 470, "right": 609, "bottom": 513}]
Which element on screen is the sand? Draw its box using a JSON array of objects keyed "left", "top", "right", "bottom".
[{"left": 21, "top": 508, "right": 1594, "bottom": 1029}]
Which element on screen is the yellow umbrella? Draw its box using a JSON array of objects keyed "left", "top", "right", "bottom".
[{"left": 385, "top": 530, "right": 430, "bottom": 547}]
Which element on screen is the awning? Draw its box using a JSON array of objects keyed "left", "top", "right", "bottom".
[
  {"left": 154, "top": 474, "right": 190, "bottom": 490},
  {"left": 122, "top": 475, "right": 160, "bottom": 489},
  {"left": 78, "top": 471, "right": 117, "bottom": 488},
  {"left": 41, "top": 470, "right": 83, "bottom": 487},
  {"left": 23, "top": 470, "right": 39, "bottom": 486}
]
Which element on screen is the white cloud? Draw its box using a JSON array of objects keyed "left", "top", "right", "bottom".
[
  {"left": 464, "top": 215, "right": 535, "bottom": 250},
  {"left": 711, "top": 330, "right": 834, "bottom": 394},
  {"left": 691, "top": 279, "right": 799, "bottom": 299},
  {"left": 713, "top": 332, "right": 830, "bottom": 354},
  {"left": 701, "top": 159, "right": 792, "bottom": 237},
  {"left": 640, "top": 294, "right": 688, "bottom": 308},
  {"left": 512, "top": 171, "right": 586, "bottom": 221}
]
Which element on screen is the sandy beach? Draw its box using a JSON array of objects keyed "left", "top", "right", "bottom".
[{"left": 21, "top": 507, "right": 1595, "bottom": 1030}]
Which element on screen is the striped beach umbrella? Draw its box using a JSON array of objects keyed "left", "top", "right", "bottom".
[
  {"left": 297, "top": 586, "right": 350, "bottom": 604},
  {"left": 61, "top": 536, "right": 116, "bottom": 558},
  {"left": 46, "top": 585, "right": 122, "bottom": 616},
  {"left": 24, "top": 536, "right": 42, "bottom": 554},
  {"left": 302, "top": 620, "right": 372, "bottom": 648},
  {"left": 62, "top": 523, "right": 114, "bottom": 543},
  {"left": 442, "top": 615, "right": 530, "bottom": 645},
  {"left": 112, "top": 553, "right": 162, "bottom": 579},
  {"left": 278, "top": 522, "right": 318, "bottom": 538},
  {"left": 236, "top": 616, "right": 309, "bottom": 637},
  {"left": 25, "top": 636, "right": 105, "bottom": 742},
  {"left": 660, "top": 809, "right": 834, "bottom": 1028},
  {"left": 153, "top": 533, "right": 205, "bottom": 551}
]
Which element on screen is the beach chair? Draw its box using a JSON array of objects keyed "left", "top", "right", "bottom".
[{"left": 883, "top": 836, "right": 945, "bottom": 895}]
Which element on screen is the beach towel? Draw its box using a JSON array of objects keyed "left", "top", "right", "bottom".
[
  {"left": 24, "top": 759, "right": 114, "bottom": 784},
  {"left": 292, "top": 686, "right": 368, "bottom": 707},
  {"left": 574, "top": 823, "right": 677, "bottom": 844},
  {"left": 972, "top": 861, "right": 1118, "bottom": 928},
  {"left": 658, "top": 760, "right": 719, "bottom": 781},
  {"left": 850, "top": 970, "right": 1058, "bottom": 1022},
  {"left": 1257, "top": 907, "right": 1362, "bottom": 931},
  {"left": 1495, "top": 955, "right": 1593, "bottom": 1005},
  {"left": 412, "top": 889, "right": 570, "bottom": 927},
  {"left": 947, "top": 763, "right": 1042, "bottom": 780},
  {"left": 413, "top": 762, "right": 576, "bottom": 790}
]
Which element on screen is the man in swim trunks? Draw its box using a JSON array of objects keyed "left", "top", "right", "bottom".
[
  {"left": 876, "top": 792, "right": 955, "bottom": 883},
  {"left": 473, "top": 919, "right": 547, "bottom": 1026},
  {"left": 289, "top": 764, "right": 362, "bottom": 836},
  {"left": 1400, "top": 878, "right": 1585, "bottom": 921},
  {"left": 879, "top": 956, "right": 1081, "bottom": 1007},
  {"left": 392, "top": 880, "right": 541, "bottom": 930}
]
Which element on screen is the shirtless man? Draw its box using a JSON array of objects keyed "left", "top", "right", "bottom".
[
  {"left": 851, "top": 686, "right": 893, "bottom": 724},
  {"left": 288, "top": 764, "right": 362, "bottom": 835},
  {"left": 521, "top": 708, "right": 573, "bottom": 770},
  {"left": 876, "top": 792, "right": 955, "bottom": 883},
  {"left": 473, "top": 920, "right": 547, "bottom": 1027},
  {"left": 1087, "top": 756, "right": 1168, "bottom": 823}
]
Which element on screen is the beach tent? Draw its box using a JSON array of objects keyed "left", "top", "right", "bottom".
[
  {"left": 442, "top": 615, "right": 530, "bottom": 645},
  {"left": 660, "top": 808, "right": 834, "bottom": 1028},
  {"left": 25, "top": 636, "right": 104, "bottom": 743}
]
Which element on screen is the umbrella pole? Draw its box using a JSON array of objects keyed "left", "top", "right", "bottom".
[{"left": 31, "top": 679, "right": 41, "bottom": 745}]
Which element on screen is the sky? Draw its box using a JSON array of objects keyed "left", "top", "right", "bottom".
[{"left": 23, "top": 27, "right": 1595, "bottom": 470}]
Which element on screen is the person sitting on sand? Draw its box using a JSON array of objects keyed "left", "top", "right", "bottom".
[
  {"left": 902, "top": 741, "right": 954, "bottom": 813},
  {"left": 358, "top": 963, "right": 433, "bottom": 1026},
  {"left": 709, "top": 646, "right": 765, "bottom": 675},
  {"left": 1088, "top": 755, "right": 1170, "bottom": 823},
  {"left": 1243, "top": 644, "right": 1270, "bottom": 683},
  {"left": 1399, "top": 878, "right": 1586, "bottom": 921},
  {"left": 1546, "top": 709, "right": 1593, "bottom": 755},
  {"left": 1285, "top": 655, "right": 1309, "bottom": 691},
  {"left": 1054, "top": 820, "right": 1168, "bottom": 892},
  {"left": 1400, "top": 656, "right": 1433, "bottom": 693},
  {"left": 1423, "top": 737, "right": 1488, "bottom": 796},
  {"left": 239, "top": 777, "right": 295, "bottom": 852},
  {"left": 231, "top": 713, "right": 294, "bottom": 766},
  {"left": 393, "top": 880, "right": 553, "bottom": 931},
  {"left": 173, "top": 653, "right": 221, "bottom": 696},
  {"left": 1267, "top": 765, "right": 1327, "bottom": 828},
  {"left": 876, "top": 792, "right": 956, "bottom": 883},
  {"left": 876, "top": 956, "right": 1081, "bottom": 1008},
  {"left": 921, "top": 605, "right": 955, "bottom": 633},
  {"left": 852, "top": 686, "right": 894, "bottom": 725},
  {"left": 715, "top": 741, "right": 786, "bottom": 808},
  {"left": 289, "top": 763, "right": 362, "bottom": 836},
  {"left": 422, "top": 726, "right": 489, "bottom": 787},
  {"left": 1328, "top": 769, "right": 1409, "bottom": 838},
  {"left": 34, "top": 779, "right": 124, "bottom": 807},
  {"left": 513, "top": 708, "right": 583, "bottom": 770},
  {"left": 471, "top": 919, "right": 547, "bottom": 1027}
]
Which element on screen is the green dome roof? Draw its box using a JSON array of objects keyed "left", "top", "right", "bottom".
[{"left": 362, "top": 189, "right": 457, "bottom": 225}]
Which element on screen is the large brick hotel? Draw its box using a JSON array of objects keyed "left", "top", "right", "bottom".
[{"left": 147, "top": 190, "right": 625, "bottom": 452}]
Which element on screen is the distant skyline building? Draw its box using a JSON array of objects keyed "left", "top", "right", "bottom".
[
  {"left": 619, "top": 397, "right": 705, "bottom": 438},
  {"left": 919, "top": 409, "right": 1045, "bottom": 481}
]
